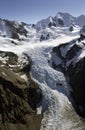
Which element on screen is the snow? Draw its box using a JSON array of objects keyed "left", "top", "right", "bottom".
[
  {"left": 37, "top": 106, "right": 42, "bottom": 115},
  {"left": 21, "top": 74, "right": 28, "bottom": 81},
  {"left": 65, "top": 41, "right": 85, "bottom": 66},
  {"left": 2, "top": 72, "right": 7, "bottom": 77},
  {"left": 0, "top": 55, "right": 9, "bottom": 64},
  {"left": 35, "top": 17, "right": 52, "bottom": 30},
  {"left": 78, "top": 49, "right": 85, "bottom": 59},
  {"left": 35, "top": 12, "right": 85, "bottom": 31},
  {"left": 26, "top": 45, "right": 84, "bottom": 130},
  {"left": 0, "top": 12, "right": 84, "bottom": 42},
  {"left": 0, "top": 24, "right": 84, "bottom": 130},
  {"left": 0, "top": 19, "right": 12, "bottom": 37},
  {"left": 13, "top": 20, "right": 22, "bottom": 28}
]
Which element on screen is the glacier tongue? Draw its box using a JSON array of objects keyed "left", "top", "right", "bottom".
[
  {"left": 26, "top": 46, "right": 85, "bottom": 130},
  {"left": 0, "top": 29, "right": 84, "bottom": 129}
]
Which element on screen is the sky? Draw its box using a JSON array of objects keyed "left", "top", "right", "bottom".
[{"left": 0, "top": 0, "right": 85, "bottom": 24}]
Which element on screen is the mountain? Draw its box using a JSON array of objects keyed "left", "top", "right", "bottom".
[
  {"left": 0, "top": 12, "right": 85, "bottom": 42},
  {"left": 52, "top": 35, "right": 85, "bottom": 117},
  {"left": 0, "top": 12, "right": 85, "bottom": 130},
  {"left": 0, "top": 19, "right": 38, "bottom": 42},
  {"left": 76, "top": 15, "right": 85, "bottom": 26},
  {"left": 35, "top": 12, "right": 85, "bottom": 30}
]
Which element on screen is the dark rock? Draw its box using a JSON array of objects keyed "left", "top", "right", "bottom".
[
  {"left": 57, "top": 18, "right": 64, "bottom": 26},
  {"left": 11, "top": 40, "right": 17, "bottom": 45},
  {"left": 0, "top": 51, "right": 18, "bottom": 65},
  {"left": 66, "top": 44, "right": 81, "bottom": 60},
  {"left": 0, "top": 51, "right": 42, "bottom": 130},
  {"left": 67, "top": 58, "right": 85, "bottom": 117},
  {"left": 40, "top": 34, "right": 45, "bottom": 42},
  {"left": 80, "top": 34, "right": 85, "bottom": 41},
  {"left": 28, "top": 86, "right": 42, "bottom": 109},
  {"left": 46, "top": 34, "right": 50, "bottom": 40},
  {"left": 4, "top": 19, "right": 28, "bottom": 40},
  {"left": 53, "top": 46, "right": 64, "bottom": 59},
  {"left": 16, "top": 24, "right": 28, "bottom": 37},
  {"left": 12, "top": 31, "right": 19, "bottom": 40},
  {"left": 40, "top": 33, "right": 50, "bottom": 41},
  {"left": 80, "top": 25, "right": 85, "bottom": 36},
  {"left": 69, "top": 26, "right": 74, "bottom": 31},
  {"left": 52, "top": 38, "right": 85, "bottom": 117},
  {"left": 48, "top": 22, "right": 56, "bottom": 27}
]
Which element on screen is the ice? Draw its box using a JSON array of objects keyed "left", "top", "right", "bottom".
[{"left": 0, "top": 26, "right": 84, "bottom": 130}]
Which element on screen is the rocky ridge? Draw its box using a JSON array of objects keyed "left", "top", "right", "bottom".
[
  {"left": 51, "top": 33, "right": 85, "bottom": 117},
  {"left": 0, "top": 12, "right": 85, "bottom": 42},
  {"left": 0, "top": 51, "right": 42, "bottom": 130}
]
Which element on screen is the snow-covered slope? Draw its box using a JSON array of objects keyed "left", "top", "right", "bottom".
[
  {"left": 76, "top": 15, "right": 85, "bottom": 27},
  {"left": 0, "top": 19, "right": 35, "bottom": 40},
  {"left": 27, "top": 46, "right": 85, "bottom": 130},
  {"left": 0, "top": 12, "right": 85, "bottom": 42},
  {"left": 0, "top": 30, "right": 85, "bottom": 130},
  {"left": 35, "top": 12, "right": 85, "bottom": 31}
]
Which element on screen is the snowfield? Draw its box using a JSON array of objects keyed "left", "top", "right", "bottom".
[{"left": 0, "top": 27, "right": 85, "bottom": 130}]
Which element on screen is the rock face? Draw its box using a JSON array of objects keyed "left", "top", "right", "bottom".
[
  {"left": 0, "top": 51, "right": 42, "bottom": 130},
  {"left": 52, "top": 35, "right": 85, "bottom": 117},
  {"left": 0, "top": 19, "right": 29, "bottom": 39},
  {"left": 67, "top": 58, "right": 85, "bottom": 117},
  {"left": 40, "top": 34, "right": 50, "bottom": 41}
]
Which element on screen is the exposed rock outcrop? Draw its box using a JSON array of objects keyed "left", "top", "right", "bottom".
[
  {"left": 40, "top": 34, "right": 50, "bottom": 41},
  {"left": 0, "top": 51, "right": 42, "bottom": 130},
  {"left": 52, "top": 36, "right": 85, "bottom": 117},
  {"left": 67, "top": 58, "right": 85, "bottom": 116}
]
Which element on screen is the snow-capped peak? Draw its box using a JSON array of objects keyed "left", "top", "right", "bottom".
[
  {"left": 55, "top": 12, "right": 75, "bottom": 26},
  {"left": 35, "top": 12, "right": 85, "bottom": 31},
  {"left": 0, "top": 12, "right": 85, "bottom": 42},
  {"left": 76, "top": 15, "right": 85, "bottom": 26}
]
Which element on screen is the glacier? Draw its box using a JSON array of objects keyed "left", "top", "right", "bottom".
[{"left": 0, "top": 12, "right": 85, "bottom": 129}]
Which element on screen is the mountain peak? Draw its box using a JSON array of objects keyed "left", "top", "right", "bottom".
[
  {"left": 57, "top": 12, "right": 72, "bottom": 16},
  {"left": 0, "top": 12, "right": 85, "bottom": 41}
]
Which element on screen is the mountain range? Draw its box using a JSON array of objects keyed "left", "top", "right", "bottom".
[
  {"left": 0, "top": 12, "right": 85, "bottom": 130},
  {"left": 0, "top": 12, "right": 85, "bottom": 40}
]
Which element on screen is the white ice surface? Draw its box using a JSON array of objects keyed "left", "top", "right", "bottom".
[{"left": 0, "top": 29, "right": 84, "bottom": 130}]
